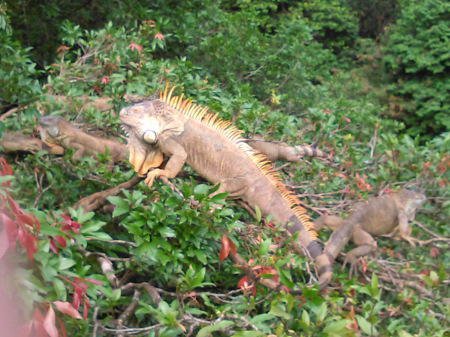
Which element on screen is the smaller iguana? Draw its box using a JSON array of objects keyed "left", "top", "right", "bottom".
[
  {"left": 246, "top": 136, "right": 330, "bottom": 162},
  {"left": 0, "top": 132, "right": 64, "bottom": 155},
  {"left": 314, "top": 189, "right": 426, "bottom": 276},
  {"left": 38, "top": 116, "right": 127, "bottom": 163}
]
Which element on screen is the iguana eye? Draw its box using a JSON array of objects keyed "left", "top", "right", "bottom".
[{"left": 143, "top": 130, "right": 157, "bottom": 144}]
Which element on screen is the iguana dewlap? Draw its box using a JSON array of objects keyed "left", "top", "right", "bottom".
[
  {"left": 38, "top": 116, "right": 127, "bottom": 163},
  {"left": 119, "top": 86, "right": 332, "bottom": 290},
  {"left": 315, "top": 189, "right": 426, "bottom": 276}
]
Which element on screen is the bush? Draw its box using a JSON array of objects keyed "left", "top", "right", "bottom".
[{"left": 381, "top": 0, "right": 450, "bottom": 137}]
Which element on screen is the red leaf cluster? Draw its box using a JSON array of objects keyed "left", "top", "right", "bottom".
[
  {"left": 218, "top": 234, "right": 236, "bottom": 261},
  {"left": 0, "top": 158, "right": 40, "bottom": 261}
]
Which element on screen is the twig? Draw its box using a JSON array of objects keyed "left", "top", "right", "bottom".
[
  {"left": 117, "top": 289, "right": 141, "bottom": 337},
  {"left": 72, "top": 175, "right": 142, "bottom": 213},
  {"left": 0, "top": 107, "right": 18, "bottom": 121},
  {"left": 414, "top": 220, "right": 443, "bottom": 239},
  {"left": 369, "top": 123, "right": 378, "bottom": 158}
]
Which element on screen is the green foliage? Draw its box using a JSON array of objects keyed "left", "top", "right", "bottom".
[
  {"left": 381, "top": 0, "right": 450, "bottom": 137},
  {"left": 0, "top": 1, "right": 448, "bottom": 336}
]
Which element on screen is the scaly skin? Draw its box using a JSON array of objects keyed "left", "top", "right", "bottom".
[
  {"left": 246, "top": 136, "right": 330, "bottom": 162},
  {"left": 0, "top": 132, "right": 64, "bottom": 155},
  {"left": 38, "top": 116, "right": 127, "bottom": 163},
  {"left": 119, "top": 87, "right": 332, "bottom": 290},
  {"left": 314, "top": 189, "right": 426, "bottom": 276}
]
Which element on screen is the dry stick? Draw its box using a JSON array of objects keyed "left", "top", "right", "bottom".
[
  {"left": 120, "top": 282, "right": 162, "bottom": 306},
  {"left": 414, "top": 220, "right": 444, "bottom": 239},
  {"left": 72, "top": 175, "right": 142, "bottom": 213},
  {"left": 0, "top": 107, "right": 18, "bottom": 121},
  {"left": 117, "top": 289, "right": 141, "bottom": 337},
  {"left": 369, "top": 123, "right": 378, "bottom": 158},
  {"left": 92, "top": 306, "right": 101, "bottom": 337},
  {"left": 77, "top": 245, "right": 120, "bottom": 288}
]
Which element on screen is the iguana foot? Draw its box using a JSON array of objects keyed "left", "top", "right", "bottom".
[
  {"left": 342, "top": 254, "right": 360, "bottom": 278},
  {"left": 400, "top": 234, "right": 418, "bottom": 247},
  {"left": 144, "top": 169, "right": 169, "bottom": 188}
]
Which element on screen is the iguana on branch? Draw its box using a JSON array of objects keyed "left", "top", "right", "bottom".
[
  {"left": 119, "top": 85, "right": 332, "bottom": 290},
  {"left": 38, "top": 116, "right": 127, "bottom": 163},
  {"left": 0, "top": 132, "right": 64, "bottom": 155},
  {"left": 314, "top": 189, "right": 426, "bottom": 276},
  {"left": 246, "top": 136, "right": 330, "bottom": 162}
]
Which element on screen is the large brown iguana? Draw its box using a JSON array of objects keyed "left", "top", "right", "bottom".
[
  {"left": 314, "top": 189, "right": 426, "bottom": 276},
  {"left": 118, "top": 86, "right": 332, "bottom": 290},
  {"left": 38, "top": 116, "right": 127, "bottom": 163}
]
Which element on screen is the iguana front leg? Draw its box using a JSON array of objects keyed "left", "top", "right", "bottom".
[
  {"left": 145, "top": 138, "right": 187, "bottom": 188},
  {"left": 397, "top": 211, "right": 417, "bottom": 247},
  {"left": 343, "top": 225, "right": 377, "bottom": 278}
]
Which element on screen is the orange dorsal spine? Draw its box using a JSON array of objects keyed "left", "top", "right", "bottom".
[{"left": 159, "top": 84, "right": 316, "bottom": 236}]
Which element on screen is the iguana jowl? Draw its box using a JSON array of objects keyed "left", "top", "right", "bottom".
[
  {"left": 119, "top": 86, "right": 332, "bottom": 290},
  {"left": 315, "top": 189, "right": 426, "bottom": 276}
]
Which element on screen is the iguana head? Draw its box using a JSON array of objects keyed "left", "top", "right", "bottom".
[
  {"left": 119, "top": 100, "right": 183, "bottom": 176},
  {"left": 38, "top": 116, "right": 67, "bottom": 147},
  {"left": 399, "top": 189, "right": 427, "bottom": 218}
]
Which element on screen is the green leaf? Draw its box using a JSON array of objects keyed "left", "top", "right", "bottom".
[
  {"left": 231, "top": 332, "right": 264, "bottom": 337},
  {"left": 58, "top": 257, "right": 76, "bottom": 270},
  {"left": 258, "top": 238, "right": 272, "bottom": 256},
  {"left": 302, "top": 310, "right": 310, "bottom": 327},
  {"left": 356, "top": 315, "right": 377, "bottom": 335},
  {"left": 316, "top": 302, "right": 327, "bottom": 323},
  {"left": 322, "top": 319, "right": 352, "bottom": 334},
  {"left": 254, "top": 205, "right": 262, "bottom": 222},
  {"left": 248, "top": 314, "right": 274, "bottom": 324},
  {"left": 197, "top": 320, "right": 234, "bottom": 337}
]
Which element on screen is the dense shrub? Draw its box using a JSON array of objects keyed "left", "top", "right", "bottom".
[{"left": 381, "top": 0, "right": 450, "bottom": 137}]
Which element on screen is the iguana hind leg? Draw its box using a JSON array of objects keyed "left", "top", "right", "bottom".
[
  {"left": 211, "top": 178, "right": 249, "bottom": 199},
  {"left": 314, "top": 215, "right": 346, "bottom": 231},
  {"left": 343, "top": 225, "right": 377, "bottom": 278}
]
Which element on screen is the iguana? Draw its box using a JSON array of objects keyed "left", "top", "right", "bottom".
[
  {"left": 38, "top": 116, "right": 127, "bottom": 163},
  {"left": 246, "top": 136, "right": 330, "bottom": 162},
  {"left": 35, "top": 116, "right": 329, "bottom": 164},
  {"left": 314, "top": 189, "right": 426, "bottom": 276},
  {"left": 0, "top": 132, "right": 64, "bottom": 155},
  {"left": 119, "top": 85, "right": 332, "bottom": 290}
]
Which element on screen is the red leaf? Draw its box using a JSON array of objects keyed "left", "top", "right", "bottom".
[
  {"left": 2, "top": 213, "right": 18, "bottom": 250},
  {"left": 128, "top": 43, "right": 143, "bottom": 54},
  {"left": 53, "top": 301, "right": 82, "bottom": 319},
  {"left": 43, "top": 305, "right": 58, "bottom": 337},
  {"left": 0, "top": 219, "right": 10, "bottom": 259},
  {"left": 72, "top": 289, "right": 81, "bottom": 309},
  {"left": 55, "top": 315, "right": 67, "bottom": 337},
  {"left": 429, "top": 247, "right": 439, "bottom": 258},
  {"left": 0, "top": 157, "right": 12, "bottom": 175},
  {"left": 22, "top": 231, "right": 38, "bottom": 261},
  {"left": 49, "top": 239, "right": 59, "bottom": 254},
  {"left": 237, "top": 276, "right": 249, "bottom": 289},
  {"left": 32, "top": 308, "right": 48, "bottom": 337},
  {"left": 219, "top": 234, "right": 230, "bottom": 261},
  {"left": 83, "top": 302, "right": 89, "bottom": 321},
  {"left": 53, "top": 236, "right": 67, "bottom": 247},
  {"left": 155, "top": 32, "right": 165, "bottom": 40},
  {"left": 101, "top": 76, "right": 110, "bottom": 84},
  {"left": 7, "top": 197, "right": 23, "bottom": 216},
  {"left": 56, "top": 45, "right": 69, "bottom": 54}
]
